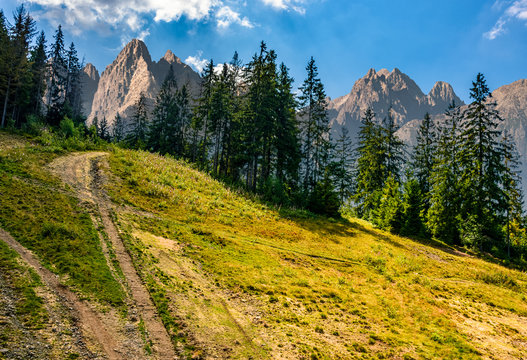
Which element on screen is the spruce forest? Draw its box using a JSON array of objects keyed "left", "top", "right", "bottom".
[{"left": 1, "top": 5, "right": 527, "bottom": 359}]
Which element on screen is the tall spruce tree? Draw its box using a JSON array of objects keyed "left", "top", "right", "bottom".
[
  {"left": 29, "top": 31, "right": 47, "bottom": 116},
  {"left": 149, "top": 65, "right": 178, "bottom": 154},
  {"left": 459, "top": 73, "right": 504, "bottom": 246},
  {"left": 1, "top": 5, "right": 35, "bottom": 127},
  {"left": 427, "top": 103, "right": 463, "bottom": 243},
  {"left": 412, "top": 112, "right": 436, "bottom": 214},
  {"left": 354, "top": 108, "right": 385, "bottom": 218},
  {"left": 126, "top": 93, "right": 149, "bottom": 148},
  {"left": 382, "top": 107, "right": 405, "bottom": 182},
  {"left": 47, "top": 25, "right": 66, "bottom": 125},
  {"left": 331, "top": 127, "right": 354, "bottom": 204},
  {"left": 113, "top": 112, "right": 124, "bottom": 142},
  {"left": 298, "top": 56, "right": 330, "bottom": 194},
  {"left": 274, "top": 62, "right": 300, "bottom": 188}
]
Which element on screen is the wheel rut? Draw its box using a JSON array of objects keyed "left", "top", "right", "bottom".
[
  {"left": 50, "top": 152, "right": 177, "bottom": 360},
  {"left": 0, "top": 228, "right": 121, "bottom": 360}
]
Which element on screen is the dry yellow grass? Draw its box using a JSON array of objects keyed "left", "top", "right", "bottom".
[{"left": 105, "top": 148, "right": 527, "bottom": 359}]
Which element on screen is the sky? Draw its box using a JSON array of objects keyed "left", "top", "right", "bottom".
[{"left": 1, "top": 0, "right": 527, "bottom": 102}]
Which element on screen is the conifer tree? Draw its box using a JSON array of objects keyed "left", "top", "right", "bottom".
[
  {"left": 149, "top": 65, "right": 178, "bottom": 154},
  {"left": 372, "top": 175, "right": 403, "bottom": 233},
  {"left": 331, "top": 127, "right": 354, "bottom": 203},
  {"left": 400, "top": 178, "right": 426, "bottom": 237},
  {"left": 275, "top": 62, "right": 300, "bottom": 187},
  {"left": 65, "top": 42, "right": 82, "bottom": 118},
  {"left": 427, "top": 104, "right": 462, "bottom": 243},
  {"left": 47, "top": 25, "right": 66, "bottom": 125},
  {"left": 298, "top": 56, "right": 330, "bottom": 194},
  {"left": 354, "top": 108, "right": 385, "bottom": 218},
  {"left": 459, "top": 73, "right": 505, "bottom": 244},
  {"left": 99, "top": 116, "right": 109, "bottom": 140},
  {"left": 113, "top": 113, "right": 124, "bottom": 142},
  {"left": 29, "top": 31, "right": 47, "bottom": 116},
  {"left": 382, "top": 107, "right": 405, "bottom": 182},
  {"left": 127, "top": 93, "right": 149, "bottom": 149},
  {"left": 192, "top": 59, "right": 216, "bottom": 167},
  {"left": 1, "top": 5, "right": 35, "bottom": 127},
  {"left": 412, "top": 112, "right": 436, "bottom": 210}
]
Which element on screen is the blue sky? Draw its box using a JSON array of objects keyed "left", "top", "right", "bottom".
[{"left": 2, "top": 0, "right": 527, "bottom": 102}]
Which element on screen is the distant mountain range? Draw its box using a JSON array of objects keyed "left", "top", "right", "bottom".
[{"left": 80, "top": 39, "right": 527, "bottom": 191}]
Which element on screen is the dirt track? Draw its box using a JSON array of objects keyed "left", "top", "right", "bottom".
[
  {"left": 49, "top": 152, "right": 177, "bottom": 360},
  {"left": 0, "top": 228, "right": 121, "bottom": 360}
]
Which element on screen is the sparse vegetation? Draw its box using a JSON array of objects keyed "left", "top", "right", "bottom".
[{"left": 105, "top": 147, "right": 527, "bottom": 359}]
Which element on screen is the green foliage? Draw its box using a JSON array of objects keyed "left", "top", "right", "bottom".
[
  {"left": 307, "top": 172, "right": 341, "bottom": 217},
  {"left": 0, "top": 240, "right": 47, "bottom": 329},
  {"left": 0, "top": 138, "right": 123, "bottom": 305},
  {"left": 400, "top": 178, "right": 427, "bottom": 237},
  {"left": 372, "top": 175, "right": 403, "bottom": 233}
]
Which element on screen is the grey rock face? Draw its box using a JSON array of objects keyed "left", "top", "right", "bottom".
[
  {"left": 328, "top": 68, "right": 463, "bottom": 138},
  {"left": 79, "top": 63, "right": 100, "bottom": 117},
  {"left": 87, "top": 39, "right": 201, "bottom": 128}
]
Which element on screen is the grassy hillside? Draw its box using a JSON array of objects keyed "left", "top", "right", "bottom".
[
  {"left": 107, "top": 148, "right": 527, "bottom": 359},
  {"left": 1, "top": 131, "right": 527, "bottom": 359}
]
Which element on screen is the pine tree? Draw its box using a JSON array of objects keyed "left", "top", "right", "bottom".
[
  {"left": 99, "top": 116, "right": 109, "bottom": 140},
  {"left": 400, "top": 178, "right": 426, "bottom": 237},
  {"left": 354, "top": 108, "right": 385, "bottom": 218},
  {"left": 47, "top": 25, "right": 67, "bottom": 125},
  {"left": 275, "top": 62, "right": 300, "bottom": 188},
  {"left": 412, "top": 112, "right": 436, "bottom": 208},
  {"left": 1, "top": 5, "right": 35, "bottom": 127},
  {"left": 459, "top": 73, "right": 504, "bottom": 245},
  {"left": 127, "top": 93, "right": 149, "bottom": 149},
  {"left": 149, "top": 65, "right": 178, "bottom": 154},
  {"left": 331, "top": 127, "right": 354, "bottom": 204},
  {"left": 65, "top": 42, "right": 82, "bottom": 118},
  {"left": 372, "top": 175, "right": 403, "bottom": 233},
  {"left": 500, "top": 131, "right": 523, "bottom": 257},
  {"left": 427, "top": 103, "right": 463, "bottom": 244},
  {"left": 29, "top": 31, "right": 47, "bottom": 116},
  {"left": 382, "top": 107, "right": 405, "bottom": 182},
  {"left": 113, "top": 113, "right": 125, "bottom": 142},
  {"left": 192, "top": 59, "right": 216, "bottom": 167},
  {"left": 298, "top": 56, "right": 330, "bottom": 194}
]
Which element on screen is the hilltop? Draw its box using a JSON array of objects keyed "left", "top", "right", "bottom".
[{"left": 1, "top": 131, "right": 526, "bottom": 359}]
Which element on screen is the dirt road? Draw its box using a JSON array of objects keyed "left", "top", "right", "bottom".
[{"left": 50, "top": 152, "right": 177, "bottom": 360}]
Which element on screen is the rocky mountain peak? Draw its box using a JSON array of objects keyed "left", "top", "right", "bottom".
[
  {"left": 87, "top": 40, "right": 202, "bottom": 128},
  {"left": 112, "top": 39, "right": 152, "bottom": 70},
  {"left": 161, "top": 50, "right": 180, "bottom": 64},
  {"left": 328, "top": 68, "right": 463, "bottom": 140},
  {"left": 83, "top": 63, "right": 99, "bottom": 81}
]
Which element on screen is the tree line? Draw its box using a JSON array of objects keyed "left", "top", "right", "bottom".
[
  {"left": 353, "top": 73, "right": 525, "bottom": 260},
  {"left": 1, "top": 6, "right": 525, "bottom": 263},
  {"left": 0, "top": 6, "right": 85, "bottom": 132}
]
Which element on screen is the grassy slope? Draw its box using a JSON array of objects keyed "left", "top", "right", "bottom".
[
  {"left": 107, "top": 148, "right": 527, "bottom": 359},
  {"left": 0, "top": 132, "right": 123, "bottom": 305}
]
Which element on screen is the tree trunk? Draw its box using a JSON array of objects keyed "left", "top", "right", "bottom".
[{"left": 1, "top": 76, "right": 11, "bottom": 128}]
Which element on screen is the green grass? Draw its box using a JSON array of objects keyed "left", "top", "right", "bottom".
[
  {"left": 0, "top": 240, "right": 47, "bottom": 330},
  {"left": 106, "top": 148, "right": 527, "bottom": 359},
  {"left": 0, "top": 132, "right": 124, "bottom": 306}
]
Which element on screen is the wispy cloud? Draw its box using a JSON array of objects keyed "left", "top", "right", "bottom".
[
  {"left": 185, "top": 50, "right": 209, "bottom": 73},
  {"left": 26, "top": 0, "right": 254, "bottom": 38},
  {"left": 261, "top": 0, "right": 306, "bottom": 14},
  {"left": 216, "top": 6, "right": 254, "bottom": 29},
  {"left": 485, "top": 0, "right": 527, "bottom": 39}
]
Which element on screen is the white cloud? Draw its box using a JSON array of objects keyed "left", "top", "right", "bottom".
[
  {"left": 261, "top": 0, "right": 306, "bottom": 14},
  {"left": 216, "top": 6, "right": 253, "bottom": 29},
  {"left": 27, "top": 0, "right": 254, "bottom": 38},
  {"left": 185, "top": 51, "right": 209, "bottom": 73},
  {"left": 485, "top": 0, "right": 527, "bottom": 39}
]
